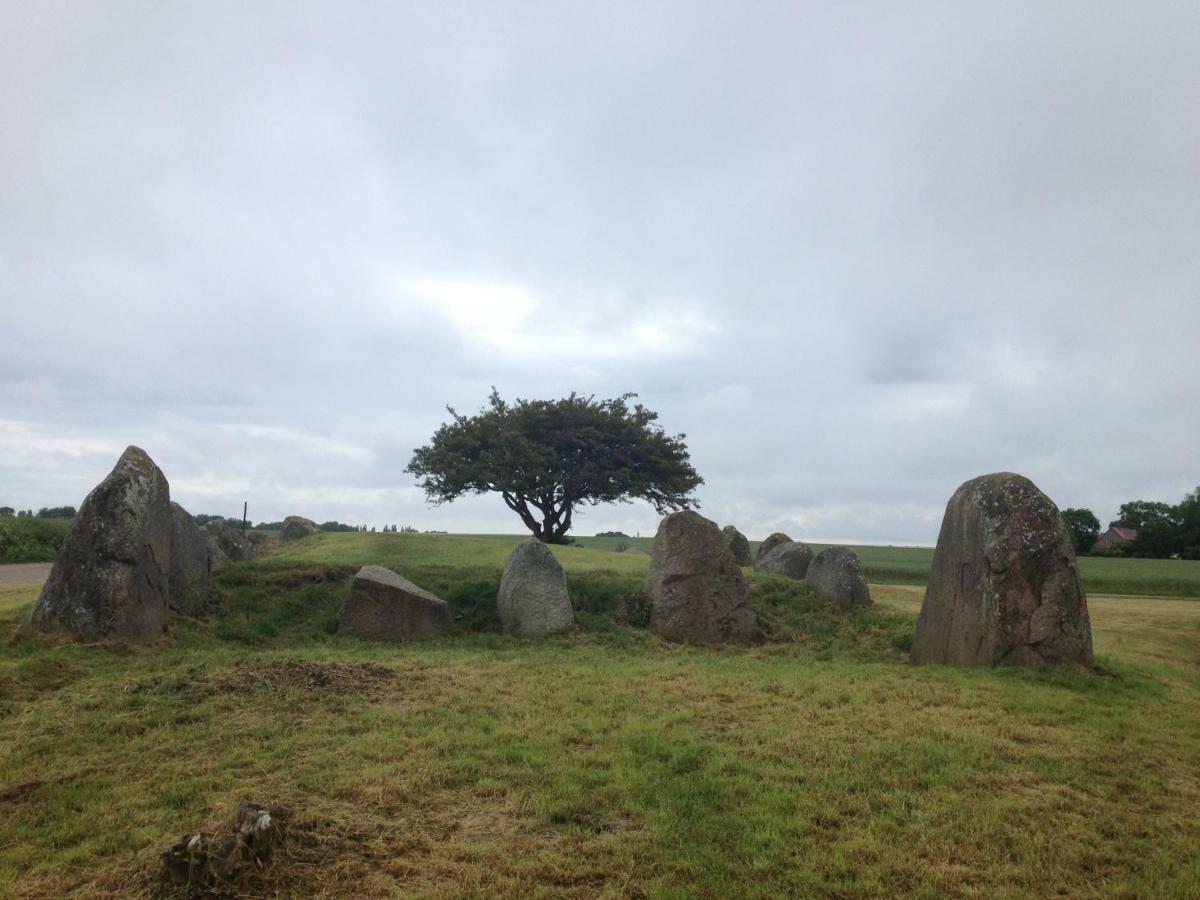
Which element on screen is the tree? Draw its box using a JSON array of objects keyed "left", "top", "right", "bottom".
[
  {"left": 36, "top": 506, "right": 77, "bottom": 519},
  {"left": 1111, "top": 500, "right": 1175, "bottom": 531},
  {"left": 407, "top": 390, "right": 704, "bottom": 544},
  {"left": 1060, "top": 508, "right": 1100, "bottom": 555},
  {"left": 0, "top": 507, "right": 13, "bottom": 517}
]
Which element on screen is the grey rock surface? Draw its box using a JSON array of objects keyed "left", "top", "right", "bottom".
[
  {"left": 23, "top": 446, "right": 172, "bottom": 642},
  {"left": 805, "top": 546, "right": 871, "bottom": 610},
  {"left": 644, "top": 510, "right": 755, "bottom": 644},
  {"left": 204, "top": 520, "right": 251, "bottom": 569},
  {"left": 337, "top": 565, "right": 450, "bottom": 642},
  {"left": 755, "top": 532, "right": 793, "bottom": 562},
  {"left": 168, "top": 501, "right": 213, "bottom": 616},
  {"left": 281, "top": 516, "right": 320, "bottom": 542},
  {"left": 497, "top": 538, "right": 574, "bottom": 637},
  {"left": 911, "top": 472, "right": 1093, "bottom": 667},
  {"left": 721, "top": 525, "right": 752, "bottom": 567},
  {"left": 754, "top": 540, "right": 814, "bottom": 580}
]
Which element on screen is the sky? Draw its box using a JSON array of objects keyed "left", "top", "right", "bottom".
[{"left": 2, "top": 1, "right": 1197, "bottom": 543}]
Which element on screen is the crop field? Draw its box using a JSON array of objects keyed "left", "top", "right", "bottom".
[{"left": 1, "top": 533, "right": 1198, "bottom": 897}]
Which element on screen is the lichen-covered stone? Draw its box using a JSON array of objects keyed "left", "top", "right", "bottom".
[
  {"left": 204, "top": 520, "right": 253, "bottom": 570},
  {"left": 911, "top": 472, "right": 1093, "bottom": 667},
  {"left": 281, "top": 516, "right": 319, "bottom": 541},
  {"left": 644, "top": 510, "right": 754, "bottom": 644},
  {"left": 23, "top": 446, "right": 171, "bottom": 642},
  {"left": 805, "top": 546, "right": 870, "bottom": 610},
  {"left": 168, "top": 502, "right": 213, "bottom": 616},
  {"left": 337, "top": 565, "right": 450, "bottom": 642},
  {"left": 754, "top": 540, "right": 813, "bottom": 580},
  {"left": 721, "top": 525, "right": 752, "bottom": 567},
  {"left": 755, "top": 532, "right": 793, "bottom": 562},
  {"left": 498, "top": 538, "right": 574, "bottom": 637}
]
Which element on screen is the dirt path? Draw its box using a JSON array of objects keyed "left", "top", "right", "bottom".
[{"left": 0, "top": 563, "right": 53, "bottom": 586}]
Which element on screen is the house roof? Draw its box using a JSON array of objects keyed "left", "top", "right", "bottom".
[{"left": 1109, "top": 527, "right": 1138, "bottom": 541}]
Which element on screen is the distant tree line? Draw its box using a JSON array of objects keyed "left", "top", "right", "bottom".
[
  {"left": 1063, "top": 485, "right": 1200, "bottom": 559},
  {"left": 0, "top": 507, "right": 77, "bottom": 519}
]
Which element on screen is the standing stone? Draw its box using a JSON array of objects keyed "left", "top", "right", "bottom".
[
  {"left": 204, "top": 520, "right": 251, "bottom": 569},
  {"left": 721, "top": 525, "right": 752, "bottom": 567},
  {"left": 168, "top": 502, "right": 213, "bottom": 616},
  {"left": 755, "top": 532, "right": 793, "bottom": 562},
  {"left": 644, "top": 510, "right": 755, "bottom": 644},
  {"left": 497, "top": 539, "right": 574, "bottom": 637},
  {"left": 805, "top": 546, "right": 871, "bottom": 610},
  {"left": 754, "top": 541, "right": 814, "bottom": 579},
  {"left": 911, "top": 473, "right": 1093, "bottom": 667},
  {"left": 337, "top": 565, "right": 450, "bottom": 642},
  {"left": 23, "top": 446, "right": 171, "bottom": 642},
  {"left": 281, "top": 516, "right": 319, "bottom": 541}
]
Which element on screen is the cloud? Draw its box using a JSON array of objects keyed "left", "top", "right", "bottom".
[{"left": 1, "top": 1, "right": 1196, "bottom": 541}]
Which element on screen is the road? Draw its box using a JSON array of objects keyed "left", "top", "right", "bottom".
[{"left": 0, "top": 563, "right": 53, "bottom": 586}]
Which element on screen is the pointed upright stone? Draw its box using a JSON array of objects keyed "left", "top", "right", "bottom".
[
  {"left": 23, "top": 446, "right": 172, "bottom": 642},
  {"left": 721, "top": 525, "right": 752, "bottom": 567}
]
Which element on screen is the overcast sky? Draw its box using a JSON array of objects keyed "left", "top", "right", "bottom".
[{"left": 2, "top": 2, "right": 1197, "bottom": 543}]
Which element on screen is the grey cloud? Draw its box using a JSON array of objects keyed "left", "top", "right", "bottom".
[{"left": 2, "top": 2, "right": 1197, "bottom": 540}]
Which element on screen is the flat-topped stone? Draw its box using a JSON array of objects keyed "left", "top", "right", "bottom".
[
  {"left": 337, "top": 565, "right": 450, "bottom": 642},
  {"left": 911, "top": 472, "right": 1093, "bottom": 667}
]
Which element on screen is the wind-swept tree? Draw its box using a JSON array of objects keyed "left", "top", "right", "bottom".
[{"left": 406, "top": 390, "right": 703, "bottom": 543}]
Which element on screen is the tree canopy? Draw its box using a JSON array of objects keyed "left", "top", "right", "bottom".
[
  {"left": 1060, "top": 508, "right": 1100, "bottom": 554},
  {"left": 406, "top": 390, "right": 703, "bottom": 543}
]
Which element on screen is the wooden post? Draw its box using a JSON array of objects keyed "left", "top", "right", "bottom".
[{"left": 241, "top": 502, "right": 248, "bottom": 534}]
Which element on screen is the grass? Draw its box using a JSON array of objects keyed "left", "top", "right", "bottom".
[{"left": 1, "top": 534, "right": 1199, "bottom": 897}]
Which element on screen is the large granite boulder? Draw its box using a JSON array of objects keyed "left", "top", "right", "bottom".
[
  {"left": 281, "top": 516, "right": 319, "bottom": 542},
  {"left": 754, "top": 541, "right": 814, "bottom": 580},
  {"left": 168, "top": 502, "right": 213, "bottom": 616},
  {"left": 497, "top": 538, "right": 574, "bottom": 637},
  {"left": 721, "top": 525, "right": 752, "bottom": 567},
  {"left": 337, "top": 565, "right": 450, "bottom": 642},
  {"left": 23, "top": 446, "right": 172, "bottom": 642},
  {"left": 805, "top": 546, "right": 870, "bottom": 610},
  {"left": 644, "top": 510, "right": 755, "bottom": 644},
  {"left": 755, "top": 532, "right": 793, "bottom": 562},
  {"left": 911, "top": 473, "right": 1093, "bottom": 667}
]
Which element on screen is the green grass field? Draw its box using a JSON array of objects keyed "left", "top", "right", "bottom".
[
  {"left": 1, "top": 533, "right": 1198, "bottom": 897},
  {"left": 576, "top": 534, "right": 1200, "bottom": 598}
]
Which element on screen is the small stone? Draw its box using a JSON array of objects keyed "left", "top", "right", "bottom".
[
  {"left": 721, "top": 525, "right": 752, "bottom": 566},
  {"left": 280, "top": 516, "right": 319, "bottom": 541},
  {"left": 754, "top": 541, "right": 814, "bottom": 580},
  {"left": 168, "top": 502, "right": 213, "bottom": 616},
  {"left": 755, "top": 532, "right": 793, "bottom": 562},
  {"left": 497, "top": 538, "right": 574, "bottom": 637},
  {"left": 337, "top": 565, "right": 450, "bottom": 642},
  {"left": 805, "top": 546, "right": 870, "bottom": 610}
]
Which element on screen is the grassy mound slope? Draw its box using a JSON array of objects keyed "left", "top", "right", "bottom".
[{"left": 1, "top": 534, "right": 1197, "bottom": 897}]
